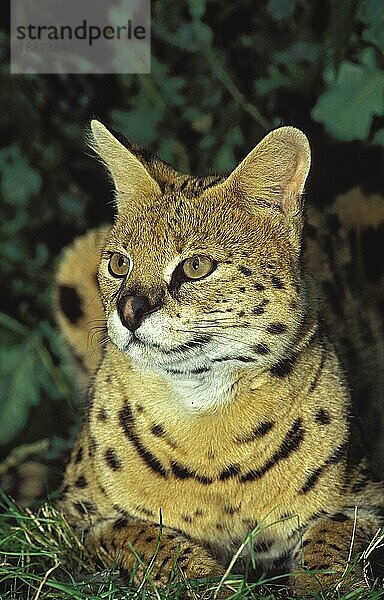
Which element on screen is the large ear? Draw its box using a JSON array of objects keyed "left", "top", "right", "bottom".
[
  {"left": 89, "top": 120, "right": 161, "bottom": 212},
  {"left": 225, "top": 127, "right": 310, "bottom": 216}
]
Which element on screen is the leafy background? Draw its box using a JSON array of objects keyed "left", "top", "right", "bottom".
[{"left": 0, "top": 0, "right": 383, "bottom": 490}]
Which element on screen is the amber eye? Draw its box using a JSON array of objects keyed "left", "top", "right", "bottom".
[
  {"left": 182, "top": 255, "right": 216, "bottom": 280},
  {"left": 108, "top": 253, "right": 130, "bottom": 278}
]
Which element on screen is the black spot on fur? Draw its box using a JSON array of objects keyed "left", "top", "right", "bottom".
[
  {"left": 119, "top": 402, "right": 167, "bottom": 477},
  {"left": 271, "top": 276, "right": 284, "bottom": 289},
  {"left": 239, "top": 266, "right": 253, "bottom": 276},
  {"left": 253, "top": 299, "right": 269, "bottom": 315},
  {"left": 241, "top": 418, "right": 304, "bottom": 483},
  {"left": 267, "top": 322, "right": 287, "bottom": 334},
  {"left": 269, "top": 355, "right": 296, "bottom": 377},
  {"left": 330, "top": 512, "right": 349, "bottom": 522},
  {"left": 104, "top": 448, "right": 122, "bottom": 471},
  {"left": 224, "top": 504, "right": 241, "bottom": 515},
  {"left": 150, "top": 424, "right": 165, "bottom": 437},
  {"left": 97, "top": 407, "right": 108, "bottom": 421},
  {"left": 239, "top": 286, "right": 246, "bottom": 293},
  {"left": 59, "top": 285, "right": 83, "bottom": 324},
  {"left": 182, "top": 514, "right": 193, "bottom": 523},
  {"left": 253, "top": 343, "right": 270, "bottom": 355},
  {"left": 315, "top": 408, "right": 331, "bottom": 425},
  {"left": 75, "top": 475, "right": 88, "bottom": 488},
  {"left": 254, "top": 282, "right": 265, "bottom": 291}
]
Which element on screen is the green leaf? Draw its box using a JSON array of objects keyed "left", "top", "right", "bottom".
[
  {"left": 267, "top": 0, "right": 296, "bottom": 21},
  {"left": 372, "top": 128, "right": 384, "bottom": 146},
  {"left": 0, "top": 147, "right": 42, "bottom": 206},
  {"left": 360, "top": 0, "right": 384, "bottom": 53},
  {"left": 312, "top": 48, "right": 384, "bottom": 141},
  {"left": 188, "top": 0, "right": 206, "bottom": 20},
  {"left": 110, "top": 101, "right": 163, "bottom": 146},
  {"left": 0, "top": 334, "right": 42, "bottom": 444}
]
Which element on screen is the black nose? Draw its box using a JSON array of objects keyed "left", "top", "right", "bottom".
[{"left": 117, "top": 295, "right": 157, "bottom": 332}]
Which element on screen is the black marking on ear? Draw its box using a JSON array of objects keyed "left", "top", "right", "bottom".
[
  {"left": 73, "top": 500, "right": 96, "bottom": 515},
  {"left": 271, "top": 276, "right": 284, "bottom": 289},
  {"left": 75, "top": 475, "right": 88, "bottom": 488},
  {"left": 235, "top": 421, "right": 274, "bottom": 444},
  {"left": 253, "top": 299, "right": 269, "bottom": 315},
  {"left": 59, "top": 285, "right": 83, "bottom": 324},
  {"left": 119, "top": 402, "right": 167, "bottom": 477},
  {"left": 239, "top": 266, "right": 253, "bottom": 276},
  {"left": 269, "top": 355, "right": 296, "bottom": 377},
  {"left": 315, "top": 408, "right": 331, "bottom": 425},
  {"left": 240, "top": 418, "right": 304, "bottom": 483},
  {"left": 104, "top": 447, "right": 122, "bottom": 471},
  {"left": 299, "top": 442, "right": 347, "bottom": 494},
  {"left": 267, "top": 322, "right": 287, "bottom": 334},
  {"left": 253, "top": 343, "right": 270, "bottom": 355}
]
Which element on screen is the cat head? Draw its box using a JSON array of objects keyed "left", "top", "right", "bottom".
[{"left": 89, "top": 120, "right": 310, "bottom": 383}]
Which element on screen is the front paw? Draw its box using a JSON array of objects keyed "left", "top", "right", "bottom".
[
  {"left": 291, "top": 564, "right": 367, "bottom": 595},
  {"left": 141, "top": 539, "right": 225, "bottom": 587}
]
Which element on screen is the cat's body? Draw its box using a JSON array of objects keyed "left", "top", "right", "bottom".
[{"left": 56, "top": 122, "right": 384, "bottom": 592}]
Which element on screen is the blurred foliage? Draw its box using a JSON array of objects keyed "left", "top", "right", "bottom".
[{"left": 0, "top": 0, "right": 383, "bottom": 464}]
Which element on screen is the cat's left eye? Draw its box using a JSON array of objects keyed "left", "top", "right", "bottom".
[
  {"left": 182, "top": 255, "right": 216, "bottom": 280},
  {"left": 108, "top": 253, "right": 130, "bottom": 278}
]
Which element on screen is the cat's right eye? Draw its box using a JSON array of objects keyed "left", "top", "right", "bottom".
[{"left": 108, "top": 253, "right": 130, "bottom": 278}]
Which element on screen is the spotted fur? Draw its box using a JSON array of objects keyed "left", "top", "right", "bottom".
[{"left": 56, "top": 121, "right": 384, "bottom": 592}]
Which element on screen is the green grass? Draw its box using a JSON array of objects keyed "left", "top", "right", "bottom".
[{"left": 0, "top": 492, "right": 383, "bottom": 600}]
